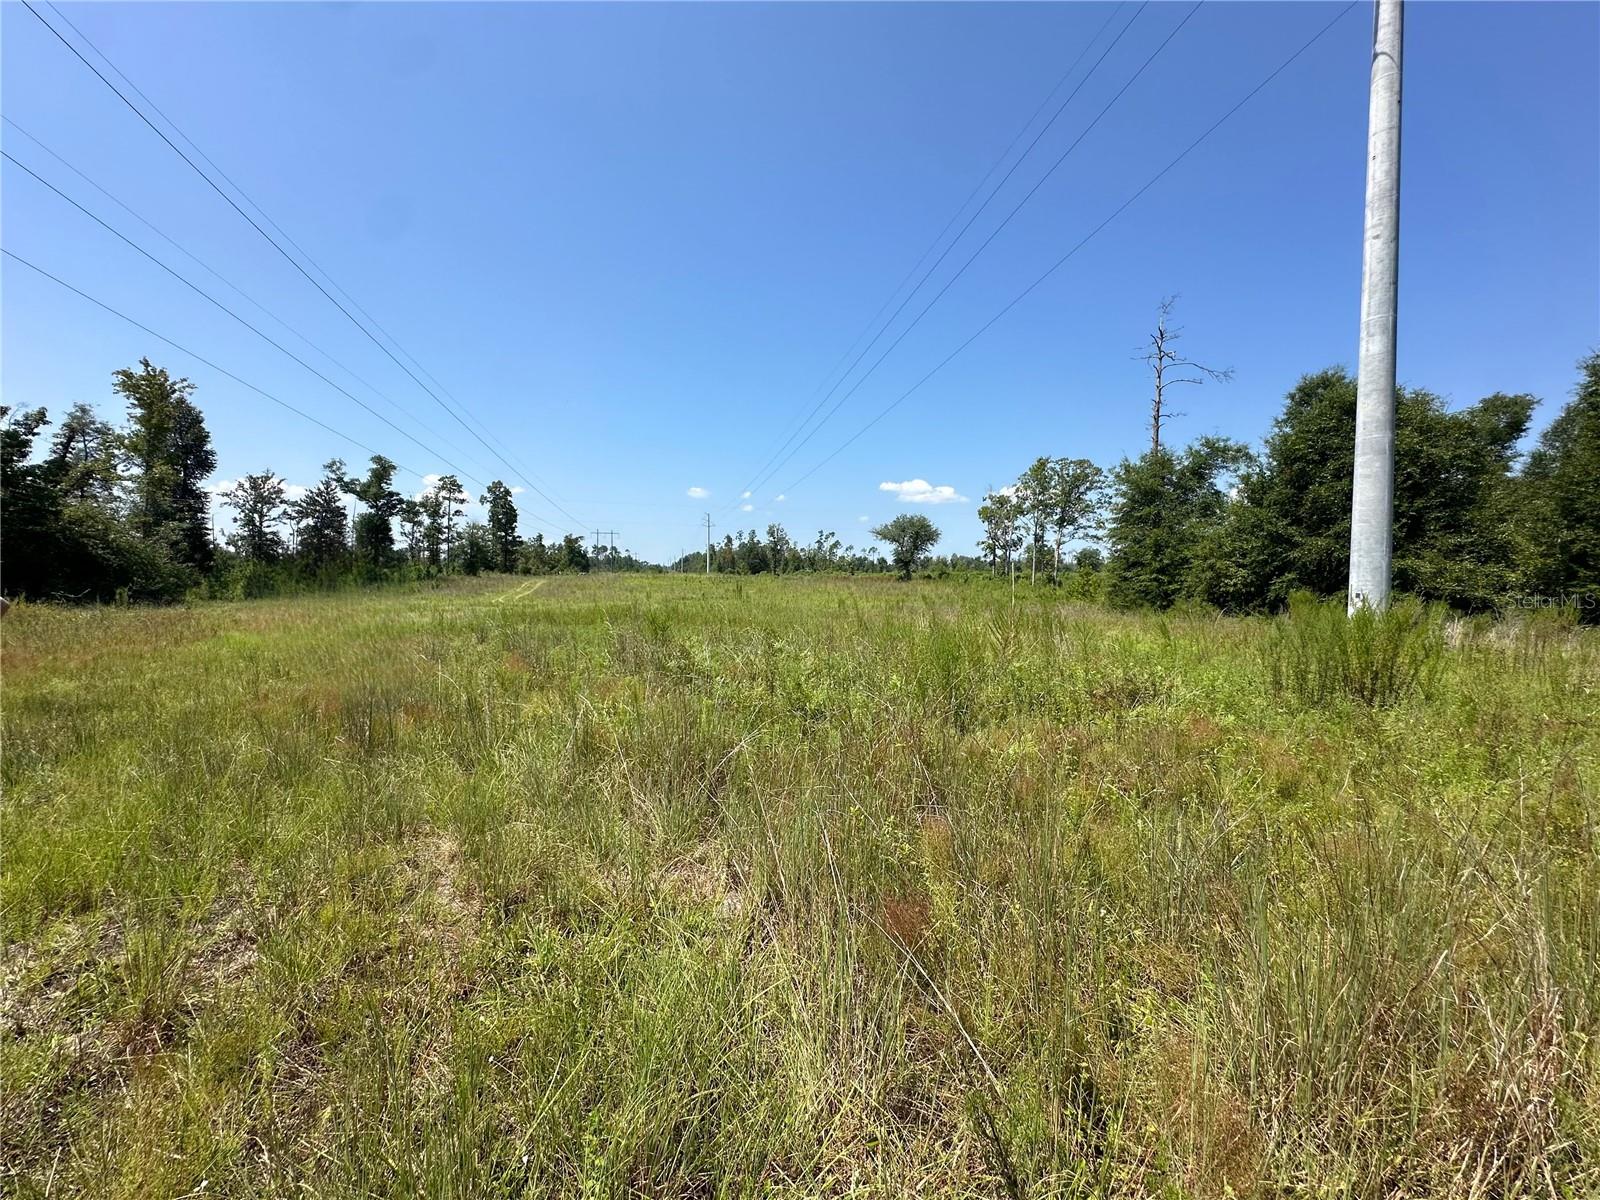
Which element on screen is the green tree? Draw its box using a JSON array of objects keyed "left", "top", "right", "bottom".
[
  {"left": 556, "top": 533, "right": 591, "bottom": 573},
  {"left": 46, "top": 403, "right": 121, "bottom": 505},
  {"left": 221, "top": 471, "right": 288, "bottom": 563},
  {"left": 398, "top": 498, "right": 426, "bottom": 564},
  {"left": 1201, "top": 368, "right": 1536, "bottom": 611},
  {"left": 289, "top": 463, "right": 350, "bottom": 572},
  {"left": 340, "top": 456, "right": 407, "bottom": 566},
  {"left": 736, "top": 529, "right": 770, "bottom": 574},
  {"left": 1106, "top": 437, "right": 1252, "bottom": 609},
  {"left": 480, "top": 480, "right": 520, "bottom": 573},
  {"left": 1395, "top": 389, "right": 1533, "bottom": 609},
  {"left": 2, "top": 403, "right": 185, "bottom": 602},
  {"left": 872, "top": 513, "right": 941, "bottom": 580},
  {"left": 1036, "top": 457, "right": 1106, "bottom": 583},
  {"left": 428, "top": 475, "right": 467, "bottom": 569},
  {"left": 765, "top": 524, "right": 793, "bottom": 574},
  {"left": 1520, "top": 352, "right": 1600, "bottom": 618},
  {"left": 116, "top": 359, "right": 216, "bottom": 575},
  {"left": 977, "top": 488, "right": 1023, "bottom": 578},
  {"left": 1014, "top": 459, "right": 1051, "bottom": 584},
  {"left": 458, "top": 521, "right": 496, "bottom": 576},
  {"left": 518, "top": 532, "right": 550, "bottom": 574},
  {"left": 807, "top": 529, "right": 841, "bottom": 572},
  {"left": 1, "top": 408, "right": 62, "bottom": 598}
]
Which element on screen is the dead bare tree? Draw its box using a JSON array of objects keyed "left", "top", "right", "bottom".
[{"left": 1140, "top": 296, "right": 1233, "bottom": 452}]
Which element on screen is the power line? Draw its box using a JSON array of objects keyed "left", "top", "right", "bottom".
[
  {"left": 3, "top": 247, "right": 422, "bottom": 477},
  {"left": 725, "top": 2, "right": 1131, "bottom": 511},
  {"left": 1, "top": 149, "right": 574, "bottom": 531},
  {"left": 37, "top": 2, "right": 526, "bottom": 481},
  {"left": 733, "top": 2, "right": 1166, "bottom": 504},
  {"left": 2, "top": 116, "right": 499, "bottom": 483},
  {"left": 743, "top": 2, "right": 1204, "bottom": 502},
  {"left": 21, "top": 0, "right": 586, "bottom": 530},
  {"left": 780, "top": 1, "right": 1360, "bottom": 497}
]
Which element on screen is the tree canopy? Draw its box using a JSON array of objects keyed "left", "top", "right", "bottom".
[
  {"left": 2, "top": 351, "right": 1596, "bottom": 618},
  {"left": 872, "top": 514, "right": 942, "bottom": 580}
]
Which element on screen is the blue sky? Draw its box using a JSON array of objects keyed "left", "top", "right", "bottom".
[{"left": 4, "top": 1, "right": 1596, "bottom": 563}]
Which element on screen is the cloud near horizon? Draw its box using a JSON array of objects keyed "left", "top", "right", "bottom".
[
  {"left": 879, "top": 479, "right": 968, "bottom": 505},
  {"left": 417, "top": 473, "right": 472, "bottom": 503},
  {"left": 205, "top": 477, "right": 308, "bottom": 502},
  {"left": 686, "top": 486, "right": 709, "bottom": 498}
]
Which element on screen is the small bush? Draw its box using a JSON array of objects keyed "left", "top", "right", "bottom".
[{"left": 1264, "top": 591, "right": 1444, "bottom": 707}]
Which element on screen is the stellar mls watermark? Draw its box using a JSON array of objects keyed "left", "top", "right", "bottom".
[{"left": 1503, "top": 592, "right": 1597, "bottom": 611}]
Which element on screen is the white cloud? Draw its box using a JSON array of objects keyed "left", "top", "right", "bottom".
[
  {"left": 686, "top": 486, "right": 709, "bottom": 499},
  {"left": 857, "top": 515, "right": 869, "bottom": 523},
  {"left": 774, "top": 494, "right": 786, "bottom": 503},
  {"left": 879, "top": 479, "right": 968, "bottom": 505},
  {"left": 510, "top": 486, "right": 525, "bottom": 495},
  {"left": 415, "top": 474, "right": 471, "bottom": 503},
  {"left": 740, "top": 503, "right": 753, "bottom": 512},
  {"left": 740, "top": 490, "right": 751, "bottom": 499},
  {"left": 205, "top": 477, "right": 308, "bottom": 502}
]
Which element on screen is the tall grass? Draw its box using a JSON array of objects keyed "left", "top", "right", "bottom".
[
  {"left": 1, "top": 575, "right": 1595, "bottom": 1197},
  {"left": 1263, "top": 592, "right": 1446, "bottom": 708}
]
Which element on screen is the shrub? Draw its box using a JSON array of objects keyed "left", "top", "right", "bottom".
[{"left": 1264, "top": 591, "right": 1444, "bottom": 707}]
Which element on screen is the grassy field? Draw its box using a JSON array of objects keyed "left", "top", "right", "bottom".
[{"left": 1, "top": 574, "right": 1595, "bottom": 1198}]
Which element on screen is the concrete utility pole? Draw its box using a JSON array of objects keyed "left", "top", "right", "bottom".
[
  {"left": 703, "top": 513, "right": 714, "bottom": 575},
  {"left": 1348, "top": 0, "right": 1404, "bottom": 613}
]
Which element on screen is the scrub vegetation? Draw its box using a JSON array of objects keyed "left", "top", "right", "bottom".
[{"left": 2, "top": 574, "right": 1595, "bottom": 1198}]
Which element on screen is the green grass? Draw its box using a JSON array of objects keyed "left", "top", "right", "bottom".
[{"left": 1, "top": 574, "right": 1595, "bottom": 1198}]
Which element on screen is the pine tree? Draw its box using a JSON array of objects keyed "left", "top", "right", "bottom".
[
  {"left": 1106, "top": 438, "right": 1251, "bottom": 609},
  {"left": 418, "top": 475, "right": 466, "bottom": 569},
  {"left": 289, "top": 463, "right": 350, "bottom": 571},
  {"left": 339, "top": 456, "right": 407, "bottom": 565},
  {"left": 116, "top": 359, "right": 217, "bottom": 575},
  {"left": 222, "top": 472, "right": 288, "bottom": 563},
  {"left": 481, "top": 480, "right": 520, "bottom": 573},
  {"left": 45, "top": 403, "right": 121, "bottom": 505}
]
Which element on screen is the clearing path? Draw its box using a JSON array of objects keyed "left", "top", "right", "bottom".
[{"left": 494, "top": 578, "right": 545, "bottom": 605}]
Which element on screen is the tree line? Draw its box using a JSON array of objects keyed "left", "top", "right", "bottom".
[
  {"left": 4, "top": 349, "right": 1595, "bottom": 615},
  {"left": 1, "top": 359, "right": 613, "bottom": 603},
  {"left": 656, "top": 524, "right": 979, "bottom": 582},
  {"left": 973, "top": 353, "right": 1599, "bottom": 618}
]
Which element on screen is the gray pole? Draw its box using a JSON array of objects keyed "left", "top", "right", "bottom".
[
  {"left": 1348, "top": 0, "right": 1403, "bottom": 613},
  {"left": 704, "top": 513, "right": 714, "bottom": 575}
]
